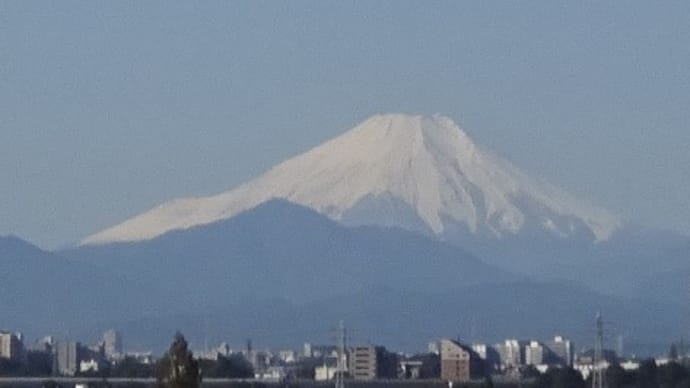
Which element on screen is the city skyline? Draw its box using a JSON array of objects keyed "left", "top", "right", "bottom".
[{"left": 0, "top": 321, "right": 685, "bottom": 384}]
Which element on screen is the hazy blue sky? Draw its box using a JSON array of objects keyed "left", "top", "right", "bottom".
[{"left": 1, "top": 1, "right": 689, "bottom": 249}]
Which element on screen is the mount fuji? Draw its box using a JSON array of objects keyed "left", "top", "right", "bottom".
[
  {"left": 83, "top": 114, "right": 620, "bottom": 248},
  {"left": 47, "top": 114, "right": 689, "bottom": 350}
]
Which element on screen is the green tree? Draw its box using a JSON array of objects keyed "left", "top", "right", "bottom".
[
  {"left": 553, "top": 367, "right": 586, "bottom": 388},
  {"left": 536, "top": 367, "right": 585, "bottom": 388},
  {"left": 198, "top": 354, "right": 253, "bottom": 378},
  {"left": 157, "top": 332, "right": 201, "bottom": 388},
  {"left": 606, "top": 363, "right": 635, "bottom": 388},
  {"left": 522, "top": 365, "right": 542, "bottom": 380},
  {"left": 658, "top": 362, "right": 688, "bottom": 388},
  {"left": 635, "top": 359, "right": 657, "bottom": 388}
]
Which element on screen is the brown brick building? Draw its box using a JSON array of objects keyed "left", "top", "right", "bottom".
[{"left": 440, "top": 339, "right": 482, "bottom": 381}]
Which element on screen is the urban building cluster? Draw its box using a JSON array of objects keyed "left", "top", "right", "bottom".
[
  {"left": 0, "top": 328, "right": 682, "bottom": 383},
  {"left": 189, "top": 336, "right": 683, "bottom": 383},
  {"left": 0, "top": 329, "right": 153, "bottom": 377}
]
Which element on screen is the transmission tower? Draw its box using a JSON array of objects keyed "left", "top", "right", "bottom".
[
  {"left": 592, "top": 312, "right": 606, "bottom": 388},
  {"left": 334, "top": 321, "right": 347, "bottom": 388}
]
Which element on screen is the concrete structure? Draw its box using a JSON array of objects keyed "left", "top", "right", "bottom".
[
  {"left": 0, "top": 331, "right": 24, "bottom": 361},
  {"left": 278, "top": 350, "right": 296, "bottom": 363},
  {"left": 620, "top": 360, "right": 640, "bottom": 371},
  {"left": 79, "top": 359, "right": 105, "bottom": 373},
  {"left": 30, "top": 336, "right": 55, "bottom": 352},
  {"left": 304, "top": 343, "right": 337, "bottom": 358},
  {"left": 255, "top": 366, "right": 287, "bottom": 381},
  {"left": 56, "top": 341, "right": 80, "bottom": 376},
  {"left": 472, "top": 343, "right": 488, "bottom": 361},
  {"left": 525, "top": 341, "right": 545, "bottom": 366},
  {"left": 350, "top": 346, "right": 377, "bottom": 380},
  {"left": 399, "top": 360, "right": 423, "bottom": 379},
  {"left": 123, "top": 351, "right": 154, "bottom": 364},
  {"left": 472, "top": 343, "right": 500, "bottom": 371},
  {"left": 547, "top": 336, "right": 574, "bottom": 366},
  {"left": 440, "top": 339, "right": 481, "bottom": 382},
  {"left": 194, "top": 343, "right": 233, "bottom": 361},
  {"left": 574, "top": 360, "right": 611, "bottom": 380},
  {"left": 102, "top": 329, "right": 122, "bottom": 358},
  {"left": 315, "top": 362, "right": 338, "bottom": 381},
  {"left": 349, "top": 345, "right": 397, "bottom": 380},
  {"left": 496, "top": 339, "right": 523, "bottom": 369}
]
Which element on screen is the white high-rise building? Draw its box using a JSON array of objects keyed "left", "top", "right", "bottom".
[
  {"left": 525, "top": 341, "right": 545, "bottom": 366},
  {"left": 56, "top": 341, "right": 80, "bottom": 376},
  {"left": 548, "top": 336, "right": 574, "bottom": 366},
  {"left": 102, "top": 329, "right": 122, "bottom": 358},
  {"left": 496, "top": 339, "right": 523, "bottom": 369},
  {"left": 0, "top": 331, "right": 24, "bottom": 361}
]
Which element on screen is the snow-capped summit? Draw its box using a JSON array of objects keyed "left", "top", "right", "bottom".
[{"left": 82, "top": 114, "right": 620, "bottom": 245}]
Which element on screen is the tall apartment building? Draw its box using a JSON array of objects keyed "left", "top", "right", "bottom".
[
  {"left": 102, "top": 329, "right": 122, "bottom": 358},
  {"left": 440, "top": 339, "right": 483, "bottom": 381},
  {"left": 56, "top": 341, "right": 80, "bottom": 376},
  {"left": 349, "top": 345, "right": 397, "bottom": 380},
  {"left": 472, "top": 343, "right": 501, "bottom": 371},
  {"left": 0, "top": 331, "right": 24, "bottom": 361},
  {"left": 525, "top": 341, "right": 545, "bottom": 365},
  {"left": 495, "top": 339, "right": 524, "bottom": 369},
  {"left": 547, "top": 336, "right": 574, "bottom": 366}
]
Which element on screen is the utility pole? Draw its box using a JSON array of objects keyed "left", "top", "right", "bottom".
[{"left": 592, "top": 312, "right": 606, "bottom": 388}]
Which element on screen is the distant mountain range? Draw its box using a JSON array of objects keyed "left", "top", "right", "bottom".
[
  {"left": 0, "top": 235, "right": 167, "bottom": 338},
  {"left": 66, "top": 200, "right": 508, "bottom": 306},
  {"left": 2, "top": 201, "right": 685, "bottom": 354},
  {"left": 110, "top": 281, "right": 685, "bottom": 355},
  {"left": 2, "top": 114, "right": 688, "bottom": 353}
]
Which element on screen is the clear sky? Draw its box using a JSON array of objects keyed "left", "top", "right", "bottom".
[{"left": 1, "top": 1, "right": 689, "bottom": 249}]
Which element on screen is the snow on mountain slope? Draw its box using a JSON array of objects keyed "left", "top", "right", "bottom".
[{"left": 82, "top": 114, "right": 620, "bottom": 245}]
